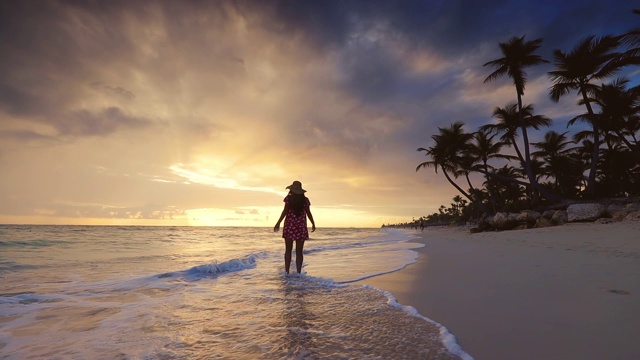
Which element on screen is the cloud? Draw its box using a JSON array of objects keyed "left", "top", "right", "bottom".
[
  {"left": 0, "top": 0, "right": 638, "bottom": 226},
  {"left": 47, "top": 202, "right": 186, "bottom": 220},
  {"left": 90, "top": 82, "right": 136, "bottom": 100},
  {"left": 57, "top": 107, "right": 152, "bottom": 136}
]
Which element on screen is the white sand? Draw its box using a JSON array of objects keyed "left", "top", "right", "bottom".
[{"left": 358, "top": 221, "right": 640, "bottom": 360}]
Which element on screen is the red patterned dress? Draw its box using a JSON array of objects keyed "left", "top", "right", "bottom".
[{"left": 282, "top": 196, "right": 311, "bottom": 241}]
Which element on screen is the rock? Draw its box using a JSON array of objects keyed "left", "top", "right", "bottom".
[
  {"left": 595, "top": 218, "right": 614, "bottom": 224},
  {"left": 624, "top": 210, "right": 640, "bottom": 221},
  {"left": 516, "top": 210, "right": 541, "bottom": 229},
  {"left": 490, "top": 212, "right": 518, "bottom": 230},
  {"left": 612, "top": 211, "right": 627, "bottom": 222},
  {"left": 518, "top": 210, "right": 541, "bottom": 220},
  {"left": 518, "top": 210, "right": 541, "bottom": 228},
  {"left": 541, "top": 210, "right": 555, "bottom": 220},
  {"left": 567, "top": 203, "right": 606, "bottom": 222},
  {"left": 551, "top": 210, "right": 568, "bottom": 225},
  {"left": 490, "top": 212, "right": 507, "bottom": 226},
  {"left": 606, "top": 204, "right": 625, "bottom": 218},
  {"left": 535, "top": 217, "right": 552, "bottom": 228},
  {"left": 624, "top": 202, "right": 640, "bottom": 211},
  {"left": 475, "top": 218, "right": 493, "bottom": 232},
  {"left": 612, "top": 203, "right": 640, "bottom": 221}
]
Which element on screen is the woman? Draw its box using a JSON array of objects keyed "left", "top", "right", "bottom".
[{"left": 273, "top": 180, "right": 316, "bottom": 274}]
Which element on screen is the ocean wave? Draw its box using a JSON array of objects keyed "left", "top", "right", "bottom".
[
  {"left": 0, "top": 239, "right": 60, "bottom": 248},
  {"left": 364, "top": 285, "right": 474, "bottom": 360},
  {"left": 0, "top": 291, "right": 63, "bottom": 306},
  {"left": 182, "top": 252, "right": 270, "bottom": 277},
  {"left": 0, "top": 262, "right": 43, "bottom": 272}
]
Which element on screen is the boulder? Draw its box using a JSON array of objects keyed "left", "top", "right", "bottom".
[
  {"left": 518, "top": 210, "right": 541, "bottom": 223},
  {"left": 551, "top": 210, "right": 568, "bottom": 225},
  {"left": 627, "top": 203, "right": 640, "bottom": 211},
  {"left": 489, "top": 212, "right": 507, "bottom": 226},
  {"left": 516, "top": 210, "right": 541, "bottom": 228},
  {"left": 624, "top": 210, "right": 640, "bottom": 222},
  {"left": 612, "top": 211, "right": 627, "bottom": 222},
  {"left": 535, "top": 217, "right": 552, "bottom": 228},
  {"left": 541, "top": 210, "right": 555, "bottom": 220},
  {"left": 612, "top": 203, "right": 640, "bottom": 221},
  {"left": 606, "top": 204, "right": 625, "bottom": 218},
  {"left": 567, "top": 203, "right": 606, "bottom": 222},
  {"left": 490, "top": 212, "right": 518, "bottom": 230}
]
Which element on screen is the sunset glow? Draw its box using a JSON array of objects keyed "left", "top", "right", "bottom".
[{"left": 1, "top": 1, "right": 636, "bottom": 227}]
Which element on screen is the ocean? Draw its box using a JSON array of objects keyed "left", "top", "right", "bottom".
[{"left": 0, "top": 225, "right": 471, "bottom": 359}]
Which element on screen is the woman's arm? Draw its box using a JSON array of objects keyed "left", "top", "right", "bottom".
[
  {"left": 306, "top": 206, "right": 316, "bottom": 232},
  {"left": 273, "top": 203, "right": 288, "bottom": 232}
]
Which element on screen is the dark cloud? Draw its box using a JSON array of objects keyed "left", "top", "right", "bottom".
[
  {"left": 90, "top": 82, "right": 135, "bottom": 100},
  {"left": 0, "top": 84, "right": 48, "bottom": 118},
  {"left": 252, "top": 0, "right": 634, "bottom": 56},
  {"left": 2, "top": 0, "right": 635, "bottom": 119},
  {"left": 249, "top": 0, "right": 638, "bottom": 107}
]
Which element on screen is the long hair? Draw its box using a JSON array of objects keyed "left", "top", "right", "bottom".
[{"left": 288, "top": 193, "right": 306, "bottom": 216}]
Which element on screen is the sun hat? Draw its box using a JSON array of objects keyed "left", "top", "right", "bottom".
[{"left": 286, "top": 180, "right": 306, "bottom": 194}]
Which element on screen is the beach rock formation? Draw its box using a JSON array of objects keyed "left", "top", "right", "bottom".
[
  {"left": 535, "top": 217, "right": 552, "bottom": 228},
  {"left": 490, "top": 212, "right": 514, "bottom": 230},
  {"left": 610, "top": 203, "right": 640, "bottom": 221},
  {"left": 541, "top": 210, "right": 555, "bottom": 220},
  {"left": 469, "top": 198, "right": 640, "bottom": 233},
  {"left": 518, "top": 210, "right": 541, "bottom": 226},
  {"left": 567, "top": 203, "right": 606, "bottom": 222},
  {"left": 476, "top": 210, "right": 544, "bottom": 231},
  {"left": 624, "top": 210, "right": 640, "bottom": 221},
  {"left": 551, "top": 210, "right": 568, "bottom": 225}
]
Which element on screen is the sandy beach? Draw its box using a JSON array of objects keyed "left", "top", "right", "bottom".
[{"left": 358, "top": 221, "right": 640, "bottom": 360}]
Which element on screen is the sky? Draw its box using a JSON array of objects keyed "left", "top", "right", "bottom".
[{"left": 0, "top": 0, "right": 638, "bottom": 228}]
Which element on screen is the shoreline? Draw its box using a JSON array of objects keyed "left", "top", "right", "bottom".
[{"left": 357, "top": 222, "right": 640, "bottom": 360}]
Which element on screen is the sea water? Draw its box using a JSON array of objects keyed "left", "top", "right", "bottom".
[{"left": 0, "top": 225, "right": 471, "bottom": 359}]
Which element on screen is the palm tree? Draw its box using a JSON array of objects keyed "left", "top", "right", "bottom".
[
  {"left": 548, "top": 35, "right": 622, "bottom": 196},
  {"left": 532, "top": 131, "right": 581, "bottom": 196},
  {"left": 481, "top": 102, "right": 552, "bottom": 168},
  {"left": 484, "top": 35, "right": 549, "bottom": 200},
  {"left": 488, "top": 165, "right": 528, "bottom": 212},
  {"left": 417, "top": 122, "right": 487, "bottom": 214},
  {"left": 467, "top": 131, "right": 516, "bottom": 213},
  {"left": 615, "top": 9, "right": 640, "bottom": 67},
  {"left": 589, "top": 78, "right": 640, "bottom": 157}
]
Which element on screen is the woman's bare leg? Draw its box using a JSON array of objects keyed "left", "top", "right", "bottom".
[
  {"left": 295, "top": 240, "right": 305, "bottom": 273},
  {"left": 284, "top": 239, "right": 294, "bottom": 274}
]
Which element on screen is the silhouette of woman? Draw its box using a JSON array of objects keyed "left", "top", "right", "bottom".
[{"left": 273, "top": 180, "right": 316, "bottom": 274}]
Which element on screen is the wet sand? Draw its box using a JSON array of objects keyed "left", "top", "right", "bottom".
[{"left": 357, "top": 222, "right": 640, "bottom": 360}]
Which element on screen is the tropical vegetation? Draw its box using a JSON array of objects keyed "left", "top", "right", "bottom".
[{"left": 416, "top": 9, "right": 640, "bottom": 225}]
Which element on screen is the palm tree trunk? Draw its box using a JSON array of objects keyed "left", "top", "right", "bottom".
[
  {"left": 465, "top": 172, "right": 490, "bottom": 215},
  {"left": 579, "top": 88, "right": 599, "bottom": 197},
  {"left": 517, "top": 93, "right": 540, "bottom": 204},
  {"left": 442, "top": 170, "right": 487, "bottom": 215},
  {"left": 510, "top": 137, "right": 526, "bottom": 166},
  {"left": 465, "top": 172, "right": 474, "bottom": 191},
  {"left": 484, "top": 161, "right": 498, "bottom": 214}
]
